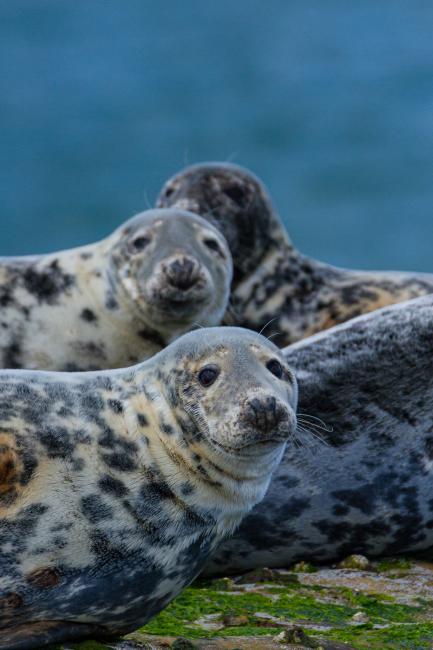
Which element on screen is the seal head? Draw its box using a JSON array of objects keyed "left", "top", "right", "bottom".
[
  {"left": 157, "top": 163, "right": 285, "bottom": 285},
  {"left": 156, "top": 326, "right": 298, "bottom": 508},
  {"left": 108, "top": 208, "right": 233, "bottom": 338}
]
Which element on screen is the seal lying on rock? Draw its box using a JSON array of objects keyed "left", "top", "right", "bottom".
[
  {"left": 0, "top": 208, "right": 232, "bottom": 370},
  {"left": 0, "top": 327, "right": 298, "bottom": 649},
  {"left": 157, "top": 162, "right": 433, "bottom": 346},
  {"left": 204, "top": 295, "right": 433, "bottom": 575}
]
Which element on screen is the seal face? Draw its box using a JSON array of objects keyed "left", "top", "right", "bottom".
[
  {"left": 157, "top": 162, "right": 433, "bottom": 346},
  {"left": 0, "top": 326, "right": 298, "bottom": 648},
  {"left": 0, "top": 208, "right": 232, "bottom": 371},
  {"left": 203, "top": 296, "right": 433, "bottom": 575}
]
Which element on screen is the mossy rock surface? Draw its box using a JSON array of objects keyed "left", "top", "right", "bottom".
[{"left": 52, "top": 558, "right": 433, "bottom": 649}]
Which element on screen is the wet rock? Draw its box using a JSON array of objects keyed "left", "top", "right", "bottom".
[
  {"left": 338, "top": 554, "right": 371, "bottom": 571},
  {"left": 222, "top": 613, "right": 249, "bottom": 627},
  {"left": 236, "top": 567, "right": 299, "bottom": 586},
  {"left": 350, "top": 611, "right": 370, "bottom": 624},
  {"left": 275, "top": 626, "right": 321, "bottom": 647},
  {"left": 171, "top": 638, "right": 197, "bottom": 649},
  {"left": 292, "top": 562, "right": 317, "bottom": 574}
]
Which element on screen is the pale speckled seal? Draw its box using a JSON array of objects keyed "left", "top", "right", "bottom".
[
  {"left": 0, "top": 208, "right": 232, "bottom": 371},
  {"left": 204, "top": 295, "right": 433, "bottom": 575},
  {"left": 157, "top": 162, "right": 433, "bottom": 346},
  {"left": 0, "top": 326, "right": 298, "bottom": 648}
]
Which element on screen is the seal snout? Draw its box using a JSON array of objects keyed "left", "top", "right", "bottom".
[
  {"left": 242, "top": 395, "right": 286, "bottom": 435},
  {"left": 145, "top": 252, "right": 211, "bottom": 316},
  {"left": 166, "top": 256, "right": 201, "bottom": 291}
]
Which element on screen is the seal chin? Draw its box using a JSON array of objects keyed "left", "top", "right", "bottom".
[
  {"left": 145, "top": 287, "right": 212, "bottom": 320},
  {"left": 143, "top": 275, "right": 213, "bottom": 322}
]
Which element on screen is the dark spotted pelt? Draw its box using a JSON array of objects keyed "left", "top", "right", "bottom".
[
  {"left": 204, "top": 295, "right": 433, "bottom": 575},
  {"left": 0, "top": 326, "right": 298, "bottom": 648},
  {"left": 158, "top": 162, "right": 433, "bottom": 346},
  {"left": 0, "top": 208, "right": 232, "bottom": 371}
]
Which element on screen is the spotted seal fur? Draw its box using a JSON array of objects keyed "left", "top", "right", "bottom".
[
  {"left": 0, "top": 208, "right": 232, "bottom": 371},
  {"left": 0, "top": 326, "right": 298, "bottom": 648},
  {"left": 203, "top": 295, "right": 433, "bottom": 575},
  {"left": 158, "top": 162, "right": 433, "bottom": 346}
]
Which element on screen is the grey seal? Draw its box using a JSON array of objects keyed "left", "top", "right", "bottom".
[
  {"left": 204, "top": 295, "right": 433, "bottom": 575},
  {"left": 0, "top": 327, "right": 298, "bottom": 648},
  {"left": 0, "top": 208, "right": 232, "bottom": 370},
  {"left": 157, "top": 162, "right": 433, "bottom": 346}
]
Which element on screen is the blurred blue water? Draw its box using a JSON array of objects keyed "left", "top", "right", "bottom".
[{"left": 0, "top": 1, "right": 432, "bottom": 270}]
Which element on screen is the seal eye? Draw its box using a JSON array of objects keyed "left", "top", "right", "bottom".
[
  {"left": 223, "top": 184, "right": 246, "bottom": 206},
  {"left": 266, "top": 359, "right": 283, "bottom": 379},
  {"left": 204, "top": 238, "right": 223, "bottom": 255},
  {"left": 165, "top": 186, "right": 174, "bottom": 198},
  {"left": 198, "top": 364, "right": 220, "bottom": 388},
  {"left": 132, "top": 236, "right": 150, "bottom": 251}
]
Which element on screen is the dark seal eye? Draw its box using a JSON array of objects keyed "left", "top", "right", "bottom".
[
  {"left": 165, "top": 186, "right": 174, "bottom": 198},
  {"left": 204, "top": 238, "right": 222, "bottom": 255},
  {"left": 198, "top": 364, "right": 220, "bottom": 387},
  {"left": 223, "top": 184, "right": 246, "bottom": 206},
  {"left": 132, "top": 236, "right": 150, "bottom": 251},
  {"left": 266, "top": 359, "right": 283, "bottom": 379}
]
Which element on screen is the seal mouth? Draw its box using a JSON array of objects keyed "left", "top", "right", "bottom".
[{"left": 209, "top": 424, "right": 294, "bottom": 457}]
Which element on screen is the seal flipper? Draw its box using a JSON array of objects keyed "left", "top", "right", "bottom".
[{"left": 0, "top": 620, "right": 112, "bottom": 650}]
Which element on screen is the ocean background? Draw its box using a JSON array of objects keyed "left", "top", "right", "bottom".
[{"left": 1, "top": 0, "right": 432, "bottom": 271}]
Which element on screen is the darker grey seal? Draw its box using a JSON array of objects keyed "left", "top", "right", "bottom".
[
  {"left": 204, "top": 295, "right": 433, "bottom": 574},
  {"left": 157, "top": 162, "right": 433, "bottom": 346}
]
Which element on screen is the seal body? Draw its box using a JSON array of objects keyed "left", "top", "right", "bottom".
[
  {"left": 0, "top": 209, "right": 232, "bottom": 370},
  {"left": 158, "top": 162, "right": 433, "bottom": 346},
  {"left": 0, "top": 327, "right": 298, "bottom": 648},
  {"left": 204, "top": 296, "right": 433, "bottom": 575}
]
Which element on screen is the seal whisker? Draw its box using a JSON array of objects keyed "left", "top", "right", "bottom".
[
  {"left": 297, "top": 418, "right": 333, "bottom": 434},
  {"left": 142, "top": 188, "right": 152, "bottom": 210},
  {"left": 296, "top": 423, "right": 329, "bottom": 447},
  {"left": 256, "top": 317, "right": 280, "bottom": 341},
  {"left": 298, "top": 413, "right": 333, "bottom": 432},
  {"left": 225, "top": 151, "right": 239, "bottom": 163},
  {"left": 266, "top": 332, "right": 282, "bottom": 342}
]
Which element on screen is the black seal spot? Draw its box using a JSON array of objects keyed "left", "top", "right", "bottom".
[
  {"left": 137, "top": 413, "right": 149, "bottom": 427},
  {"left": 107, "top": 399, "right": 123, "bottom": 414},
  {"left": 22, "top": 260, "right": 74, "bottom": 304},
  {"left": 81, "top": 494, "right": 113, "bottom": 522},
  {"left": 99, "top": 474, "right": 129, "bottom": 497},
  {"left": 80, "top": 308, "right": 98, "bottom": 323}
]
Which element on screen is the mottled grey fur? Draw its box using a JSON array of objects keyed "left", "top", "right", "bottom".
[
  {"left": 157, "top": 162, "right": 433, "bottom": 346},
  {"left": 205, "top": 296, "right": 433, "bottom": 575},
  {"left": 0, "top": 209, "right": 232, "bottom": 371},
  {"left": 0, "top": 327, "right": 297, "bottom": 648}
]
